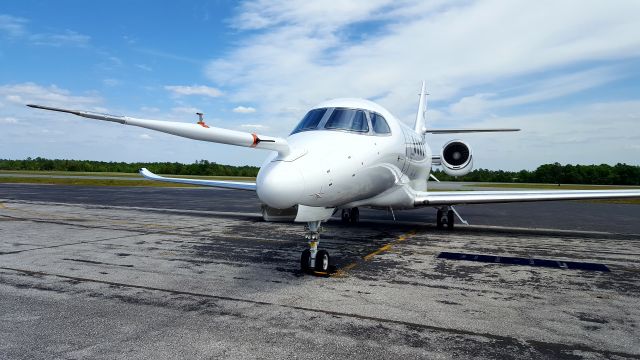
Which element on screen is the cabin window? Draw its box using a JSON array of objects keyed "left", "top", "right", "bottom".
[
  {"left": 324, "top": 108, "right": 369, "bottom": 133},
  {"left": 291, "top": 108, "right": 327, "bottom": 134},
  {"left": 370, "top": 113, "right": 391, "bottom": 134}
]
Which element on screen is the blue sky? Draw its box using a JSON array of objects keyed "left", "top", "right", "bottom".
[{"left": 1, "top": 0, "right": 639, "bottom": 170}]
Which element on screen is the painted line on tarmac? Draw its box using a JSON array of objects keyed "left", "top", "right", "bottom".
[{"left": 332, "top": 230, "right": 417, "bottom": 278}]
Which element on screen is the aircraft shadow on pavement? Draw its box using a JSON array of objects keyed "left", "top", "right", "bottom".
[{"left": 437, "top": 251, "right": 610, "bottom": 272}]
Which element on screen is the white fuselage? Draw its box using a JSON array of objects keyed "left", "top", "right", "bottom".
[{"left": 256, "top": 98, "right": 431, "bottom": 211}]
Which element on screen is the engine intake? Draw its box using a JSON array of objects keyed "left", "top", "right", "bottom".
[{"left": 441, "top": 140, "right": 473, "bottom": 177}]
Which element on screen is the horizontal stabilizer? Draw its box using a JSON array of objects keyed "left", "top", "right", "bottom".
[
  {"left": 425, "top": 128, "right": 520, "bottom": 134},
  {"left": 139, "top": 168, "right": 256, "bottom": 191}
]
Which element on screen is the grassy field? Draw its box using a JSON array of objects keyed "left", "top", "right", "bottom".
[
  {"left": 0, "top": 177, "right": 205, "bottom": 187},
  {"left": 0, "top": 170, "right": 256, "bottom": 181},
  {"left": 0, "top": 170, "right": 255, "bottom": 187}
]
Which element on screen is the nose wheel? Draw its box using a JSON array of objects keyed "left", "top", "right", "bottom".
[{"left": 301, "top": 221, "right": 332, "bottom": 275}]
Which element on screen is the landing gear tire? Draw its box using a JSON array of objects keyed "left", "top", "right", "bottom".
[
  {"left": 300, "top": 249, "right": 311, "bottom": 273},
  {"left": 349, "top": 207, "right": 359, "bottom": 224},
  {"left": 315, "top": 250, "right": 330, "bottom": 273},
  {"left": 447, "top": 210, "right": 455, "bottom": 230},
  {"left": 341, "top": 209, "right": 350, "bottom": 223},
  {"left": 436, "top": 209, "right": 444, "bottom": 229},
  {"left": 341, "top": 208, "right": 360, "bottom": 225}
]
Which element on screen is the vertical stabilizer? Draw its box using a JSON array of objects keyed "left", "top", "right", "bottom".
[{"left": 414, "top": 81, "right": 427, "bottom": 135}]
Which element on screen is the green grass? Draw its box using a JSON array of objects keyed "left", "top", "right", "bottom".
[
  {"left": 0, "top": 177, "right": 203, "bottom": 187},
  {"left": 0, "top": 170, "right": 255, "bottom": 187},
  {"left": 0, "top": 170, "right": 255, "bottom": 181}
]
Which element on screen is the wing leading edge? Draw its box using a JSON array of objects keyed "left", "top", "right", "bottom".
[
  {"left": 27, "top": 104, "right": 290, "bottom": 156},
  {"left": 139, "top": 168, "right": 256, "bottom": 191},
  {"left": 415, "top": 189, "right": 640, "bottom": 206}
]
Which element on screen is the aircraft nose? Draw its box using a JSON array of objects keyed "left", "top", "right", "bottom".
[{"left": 256, "top": 161, "right": 304, "bottom": 209}]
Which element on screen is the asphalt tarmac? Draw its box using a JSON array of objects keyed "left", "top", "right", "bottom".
[
  {"left": 1, "top": 184, "right": 639, "bottom": 359},
  {"left": 0, "top": 183, "right": 638, "bottom": 234}
]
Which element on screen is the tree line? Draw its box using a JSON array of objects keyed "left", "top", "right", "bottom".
[
  {"left": 1, "top": 158, "right": 639, "bottom": 185},
  {"left": 0, "top": 158, "right": 259, "bottom": 177}
]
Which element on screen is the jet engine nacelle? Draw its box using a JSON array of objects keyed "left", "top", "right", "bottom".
[{"left": 441, "top": 140, "right": 473, "bottom": 177}]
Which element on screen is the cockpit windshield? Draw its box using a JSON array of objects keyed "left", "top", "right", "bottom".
[
  {"left": 370, "top": 112, "right": 391, "bottom": 134},
  {"left": 291, "top": 108, "right": 327, "bottom": 134},
  {"left": 290, "top": 107, "right": 391, "bottom": 135},
  {"left": 324, "top": 109, "right": 369, "bottom": 133}
]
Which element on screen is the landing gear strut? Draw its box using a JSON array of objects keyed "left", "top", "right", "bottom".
[
  {"left": 340, "top": 207, "right": 360, "bottom": 224},
  {"left": 436, "top": 207, "right": 455, "bottom": 230},
  {"left": 300, "top": 221, "right": 331, "bottom": 274}
]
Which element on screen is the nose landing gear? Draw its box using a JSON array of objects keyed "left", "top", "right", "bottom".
[{"left": 300, "top": 221, "right": 331, "bottom": 275}]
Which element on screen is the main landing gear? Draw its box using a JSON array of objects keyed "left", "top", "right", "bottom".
[
  {"left": 340, "top": 207, "right": 360, "bottom": 224},
  {"left": 436, "top": 207, "right": 455, "bottom": 230},
  {"left": 300, "top": 221, "right": 331, "bottom": 274}
]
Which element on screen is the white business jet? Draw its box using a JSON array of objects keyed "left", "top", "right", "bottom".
[{"left": 28, "top": 82, "right": 640, "bottom": 274}]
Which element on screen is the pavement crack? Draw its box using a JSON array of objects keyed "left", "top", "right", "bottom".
[{"left": 1, "top": 265, "right": 637, "bottom": 359}]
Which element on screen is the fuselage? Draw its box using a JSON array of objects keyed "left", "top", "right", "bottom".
[{"left": 256, "top": 98, "right": 431, "bottom": 210}]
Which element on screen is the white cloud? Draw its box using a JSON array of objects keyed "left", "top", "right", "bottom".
[
  {"left": 231, "top": 0, "right": 399, "bottom": 31},
  {"left": 0, "top": 116, "right": 18, "bottom": 124},
  {"left": 139, "top": 134, "right": 152, "bottom": 140},
  {"left": 206, "top": 0, "right": 640, "bottom": 132},
  {"left": 136, "top": 64, "right": 152, "bottom": 72},
  {"left": 0, "top": 15, "right": 90, "bottom": 47},
  {"left": 449, "top": 66, "right": 624, "bottom": 118},
  {"left": 431, "top": 100, "right": 640, "bottom": 170},
  {"left": 29, "top": 30, "right": 90, "bottom": 47},
  {"left": 0, "top": 82, "right": 101, "bottom": 107},
  {"left": 240, "top": 124, "right": 267, "bottom": 129},
  {"left": 233, "top": 106, "right": 256, "bottom": 113},
  {"left": 140, "top": 106, "right": 160, "bottom": 113},
  {"left": 0, "top": 14, "right": 27, "bottom": 38},
  {"left": 102, "top": 78, "right": 121, "bottom": 87},
  {"left": 170, "top": 106, "right": 202, "bottom": 115},
  {"left": 164, "top": 85, "right": 223, "bottom": 98}
]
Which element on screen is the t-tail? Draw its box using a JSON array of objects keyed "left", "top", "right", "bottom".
[
  {"left": 414, "top": 81, "right": 428, "bottom": 135},
  {"left": 415, "top": 81, "right": 521, "bottom": 134}
]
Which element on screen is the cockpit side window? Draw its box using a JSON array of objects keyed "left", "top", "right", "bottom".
[
  {"left": 324, "top": 108, "right": 369, "bottom": 133},
  {"left": 291, "top": 108, "right": 327, "bottom": 134},
  {"left": 370, "top": 112, "right": 391, "bottom": 134}
]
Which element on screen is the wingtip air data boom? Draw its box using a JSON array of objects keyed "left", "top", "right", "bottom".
[{"left": 27, "top": 82, "right": 640, "bottom": 275}]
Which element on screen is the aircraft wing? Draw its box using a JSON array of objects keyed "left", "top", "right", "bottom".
[
  {"left": 26, "top": 104, "right": 290, "bottom": 156},
  {"left": 415, "top": 189, "right": 640, "bottom": 206},
  {"left": 139, "top": 168, "right": 256, "bottom": 191}
]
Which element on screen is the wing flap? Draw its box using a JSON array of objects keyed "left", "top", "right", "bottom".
[
  {"left": 415, "top": 189, "right": 640, "bottom": 206},
  {"left": 139, "top": 168, "right": 256, "bottom": 191}
]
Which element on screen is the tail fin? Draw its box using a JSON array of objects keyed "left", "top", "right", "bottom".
[{"left": 414, "top": 81, "right": 427, "bottom": 135}]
